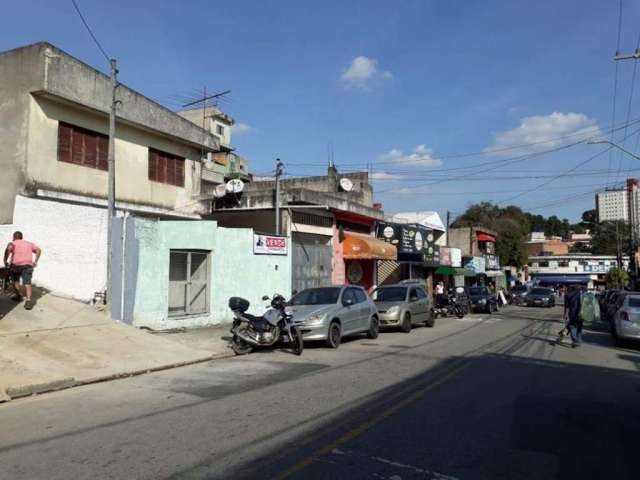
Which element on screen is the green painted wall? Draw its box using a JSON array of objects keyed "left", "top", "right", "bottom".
[{"left": 132, "top": 219, "right": 291, "bottom": 329}]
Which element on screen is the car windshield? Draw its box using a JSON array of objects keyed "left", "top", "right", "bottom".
[
  {"left": 469, "top": 287, "right": 487, "bottom": 295},
  {"left": 289, "top": 287, "right": 341, "bottom": 305},
  {"left": 372, "top": 287, "right": 407, "bottom": 302},
  {"left": 531, "top": 288, "right": 552, "bottom": 295}
]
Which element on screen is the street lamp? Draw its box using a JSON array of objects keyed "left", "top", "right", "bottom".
[{"left": 586, "top": 138, "right": 640, "bottom": 161}]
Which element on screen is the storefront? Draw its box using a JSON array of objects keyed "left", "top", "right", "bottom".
[{"left": 341, "top": 232, "right": 397, "bottom": 290}]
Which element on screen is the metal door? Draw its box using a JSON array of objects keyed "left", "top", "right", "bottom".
[{"left": 292, "top": 233, "right": 332, "bottom": 293}]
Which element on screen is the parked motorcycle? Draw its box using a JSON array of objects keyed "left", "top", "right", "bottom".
[
  {"left": 228, "top": 294, "right": 304, "bottom": 356},
  {"left": 432, "top": 292, "right": 465, "bottom": 319}
]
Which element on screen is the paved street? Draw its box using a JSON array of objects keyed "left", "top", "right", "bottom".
[{"left": 2, "top": 306, "right": 640, "bottom": 480}]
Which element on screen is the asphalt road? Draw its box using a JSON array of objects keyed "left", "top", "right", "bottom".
[{"left": 2, "top": 305, "right": 640, "bottom": 480}]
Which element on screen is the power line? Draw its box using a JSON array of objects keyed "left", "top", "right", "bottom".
[
  {"left": 607, "top": 0, "right": 624, "bottom": 185},
  {"left": 70, "top": 0, "right": 110, "bottom": 62},
  {"left": 621, "top": 30, "right": 640, "bottom": 181}
]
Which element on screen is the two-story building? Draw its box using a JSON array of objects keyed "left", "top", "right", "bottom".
[
  {"left": 0, "top": 42, "right": 276, "bottom": 314},
  {"left": 527, "top": 254, "right": 629, "bottom": 289}
]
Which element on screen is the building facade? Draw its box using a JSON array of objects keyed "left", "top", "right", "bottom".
[{"left": 528, "top": 254, "right": 629, "bottom": 288}]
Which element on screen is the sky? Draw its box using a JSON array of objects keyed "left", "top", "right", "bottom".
[{"left": 3, "top": 0, "right": 640, "bottom": 223}]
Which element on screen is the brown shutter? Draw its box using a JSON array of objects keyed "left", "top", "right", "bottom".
[
  {"left": 166, "top": 155, "right": 176, "bottom": 185},
  {"left": 58, "top": 123, "right": 72, "bottom": 163},
  {"left": 84, "top": 133, "right": 97, "bottom": 169},
  {"left": 71, "top": 128, "right": 84, "bottom": 165},
  {"left": 148, "top": 149, "right": 157, "bottom": 181},
  {"left": 176, "top": 158, "right": 184, "bottom": 187},
  {"left": 97, "top": 135, "right": 108, "bottom": 171}
]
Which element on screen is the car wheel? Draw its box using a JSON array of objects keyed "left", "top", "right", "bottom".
[
  {"left": 425, "top": 310, "right": 435, "bottom": 328},
  {"left": 401, "top": 313, "right": 412, "bottom": 333},
  {"left": 326, "top": 321, "right": 342, "bottom": 349},
  {"left": 367, "top": 316, "right": 379, "bottom": 339}
]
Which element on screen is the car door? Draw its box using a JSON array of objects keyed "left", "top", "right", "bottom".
[
  {"left": 353, "top": 288, "right": 370, "bottom": 330},
  {"left": 339, "top": 288, "right": 359, "bottom": 334},
  {"left": 408, "top": 287, "right": 421, "bottom": 322},
  {"left": 414, "top": 287, "right": 430, "bottom": 322}
]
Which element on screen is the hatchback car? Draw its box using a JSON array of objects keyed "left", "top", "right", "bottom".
[
  {"left": 289, "top": 286, "right": 379, "bottom": 348},
  {"left": 612, "top": 293, "right": 640, "bottom": 344},
  {"left": 525, "top": 287, "right": 555, "bottom": 308},
  {"left": 469, "top": 286, "right": 499, "bottom": 313},
  {"left": 371, "top": 284, "right": 433, "bottom": 332}
]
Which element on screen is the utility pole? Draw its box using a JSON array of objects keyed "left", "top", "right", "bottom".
[
  {"left": 106, "top": 58, "right": 118, "bottom": 306},
  {"left": 275, "top": 158, "right": 284, "bottom": 235},
  {"left": 446, "top": 210, "right": 451, "bottom": 244}
]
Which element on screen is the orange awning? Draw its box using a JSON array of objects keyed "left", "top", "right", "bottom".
[{"left": 343, "top": 233, "right": 397, "bottom": 260}]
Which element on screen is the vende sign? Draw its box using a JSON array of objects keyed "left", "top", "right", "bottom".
[{"left": 254, "top": 234, "right": 288, "bottom": 255}]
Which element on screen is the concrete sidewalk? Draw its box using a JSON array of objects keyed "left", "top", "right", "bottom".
[{"left": 0, "top": 290, "right": 232, "bottom": 402}]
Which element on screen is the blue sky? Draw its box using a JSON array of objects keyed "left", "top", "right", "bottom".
[{"left": 4, "top": 0, "right": 640, "bottom": 222}]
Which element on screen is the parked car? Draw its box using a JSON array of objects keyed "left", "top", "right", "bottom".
[
  {"left": 525, "top": 287, "right": 556, "bottom": 307},
  {"left": 371, "top": 284, "right": 433, "bottom": 332},
  {"left": 510, "top": 284, "right": 529, "bottom": 305},
  {"left": 289, "top": 286, "right": 379, "bottom": 348},
  {"left": 611, "top": 292, "right": 640, "bottom": 345},
  {"left": 468, "top": 286, "right": 499, "bottom": 313},
  {"left": 604, "top": 290, "right": 628, "bottom": 322}
]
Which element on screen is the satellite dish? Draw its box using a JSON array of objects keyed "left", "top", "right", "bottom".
[
  {"left": 213, "top": 184, "right": 227, "bottom": 198},
  {"left": 225, "top": 178, "right": 244, "bottom": 194},
  {"left": 339, "top": 178, "right": 353, "bottom": 192}
]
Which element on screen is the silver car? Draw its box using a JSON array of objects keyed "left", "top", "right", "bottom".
[
  {"left": 289, "top": 286, "right": 379, "bottom": 348},
  {"left": 372, "top": 284, "right": 433, "bottom": 332},
  {"left": 612, "top": 293, "right": 640, "bottom": 344}
]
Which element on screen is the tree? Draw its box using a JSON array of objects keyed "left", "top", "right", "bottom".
[
  {"left": 590, "top": 221, "right": 630, "bottom": 256},
  {"left": 605, "top": 267, "right": 629, "bottom": 289}
]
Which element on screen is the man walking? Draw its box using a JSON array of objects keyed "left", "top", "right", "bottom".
[
  {"left": 563, "top": 284, "right": 582, "bottom": 347},
  {"left": 3, "top": 231, "right": 41, "bottom": 310}
]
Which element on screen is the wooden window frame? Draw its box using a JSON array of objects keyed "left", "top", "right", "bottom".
[
  {"left": 57, "top": 122, "right": 108, "bottom": 171},
  {"left": 148, "top": 148, "right": 185, "bottom": 187}
]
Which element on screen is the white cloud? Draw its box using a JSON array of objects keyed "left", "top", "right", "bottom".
[
  {"left": 231, "top": 122, "right": 252, "bottom": 135},
  {"left": 340, "top": 56, "right": 392, "bottom": 90},
  {"left": 484, "top": 112, "right": 601, "bottom": 155},
  {"left": 378, "top": 144, "right": 442, "bottom": 167},
  {"left": 370, "top": 171, "right": 403, "bottom": 181}
]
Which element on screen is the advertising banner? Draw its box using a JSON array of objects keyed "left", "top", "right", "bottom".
[
  {"left": 485, "top": 254, "right": 500, "bottom": 270},
  {"left": 376, "top": 221, "right": 429, "bottom": 254},
  {"left": 439, "top": 247, "right": 452, "bottom": 266},
  {"left": 464, "top": 256, "right": 486, "bottom": 274},
  {"left": 254, "top": 234, "right": 288, "bottom": 255}
]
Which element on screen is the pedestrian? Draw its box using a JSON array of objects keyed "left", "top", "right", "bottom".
[
  {"left": 3, "top": 231, "right": 41, "bottom": 310},
  {"left": 435, "top": 281, "right": 445, "bottom": 307},
  {"left": 562, "top": 284, "right": 583, "bottom": 347}
]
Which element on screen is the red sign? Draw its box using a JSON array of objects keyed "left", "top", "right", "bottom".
[{"left": 254, "top": 234, "right": 288, "bottom": 255}]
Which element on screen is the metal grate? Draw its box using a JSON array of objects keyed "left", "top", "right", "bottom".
[{"left": 292, "top": 211, "right": 333, "bottom": 228}]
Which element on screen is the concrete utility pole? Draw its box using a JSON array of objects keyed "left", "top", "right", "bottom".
[
  {"left": 275, "top": 159, "right": 284, "bottom": 235},
  {"left": 107, "top": 58, "right": 118, "bottom": 305}
]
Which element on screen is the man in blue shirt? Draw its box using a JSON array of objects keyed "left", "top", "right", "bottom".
[{"left": 563, "top": 285, "right": 583, "bottom": 347}]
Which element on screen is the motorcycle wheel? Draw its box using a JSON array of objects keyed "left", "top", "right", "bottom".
[
  {"left": 231, "top": 335, "right": 253, "bottom": 355},
  {"left": 455, "top": 306, "right": 464, "bottom": 319},
  {"left": 291, "top": 327, "right": 304, "bottom": 356}
]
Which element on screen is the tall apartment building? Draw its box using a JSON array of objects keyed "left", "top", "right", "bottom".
[{"left": 596, "top": 187, "right": 629, "bottom": 222}]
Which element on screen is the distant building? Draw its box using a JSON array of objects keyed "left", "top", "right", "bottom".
[{"left": 528, "top": 254, "right": 629, "bottom": 289}]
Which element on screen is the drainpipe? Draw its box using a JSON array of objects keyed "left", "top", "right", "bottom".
[{"left": 120, "top": 212, "right": 128, "bottom": 321}]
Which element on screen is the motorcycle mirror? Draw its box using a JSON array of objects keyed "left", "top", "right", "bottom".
[{"left": 262, "top": 295, "right": 270, "bottom": 301}]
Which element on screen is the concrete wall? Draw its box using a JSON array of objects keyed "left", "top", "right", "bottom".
[
  {"left": 0, "top": 45, "right": 44, "bottom": 223},
  {"left": 131, "top": 219, "right": 292, "bottom": 329},
  {"left": 447, "top": 228, "right": 472, "bottom": 256},
  {"left": 26, "top": 96, "right": 205, "bottom": 214},
  {"left": 4, "top": 195, "right": 107, "bottom": 301}
]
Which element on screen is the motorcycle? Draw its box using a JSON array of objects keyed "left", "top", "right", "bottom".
[
  {"left": 432, "top": 292, "right": 465, "bottom": 319},
  {"left": 228, "top": 294, "right": 304, "bottom": 356}
]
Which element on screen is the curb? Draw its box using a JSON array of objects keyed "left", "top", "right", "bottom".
[{"left": 0, "top": 350, "right": 235, "bottom": 403}]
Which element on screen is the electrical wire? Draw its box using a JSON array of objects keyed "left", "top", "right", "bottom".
[
  {"left": 607, "top": 0, "right": 624, "bottom": 184},
  {"left": 621, "top": 30, "right": 640, "bottom": 181},
  {"left": 70, "top": 0, "right": 110, "bottom": 63}
]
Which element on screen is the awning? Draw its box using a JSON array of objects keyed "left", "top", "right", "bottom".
[
  {"left": 435, "top": 266, "right": 457, "bottom": 275},
  {"left": 532, "top": 275, "right": 591, "bottom": 285},
  {"left": 455, "top": 268, "right": 477, "bottom": 277},
  {"left": 343, "top": 232, "right": 397, "bottom": 260},
  {"left": 477, "top": 233, "right": 496, "bottom": 242}
]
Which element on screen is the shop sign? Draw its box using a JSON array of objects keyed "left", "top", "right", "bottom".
[
  {"left": 485, "top": 254, "right": 500, "bottom": 270},
  {"left": 424, "top": 244, "right": 440, "bottom": 266},
  {"left": 376, "top": 221, "right": 430, "bottom": 254},
  {"left": 464, "top": 256, "right": 486, "bottom": 274},
  {"left": 439, "top": 247, "right": 452, "bottom": 266},
  {"left": 450, "top": 248, "right": 462, "bottom": 267},
  {"left": 254, "top": 234, "right": 288, "bottom": 255},
  {"left": 583, "top": 264, "right": 610, "bottom": 273},
  {"left": 347, "top": 262, "right": 364, "bottom": 283}
]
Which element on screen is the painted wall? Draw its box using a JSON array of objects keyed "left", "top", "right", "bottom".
[
  {"left": 26, "top": 96, "right": 206, "bottom": 215},
  {"left": 131, "top": 219, "right": 292, "bottom": 329},
  {"left": 4, "top": 195, "right": 107, "bottom": 301}
]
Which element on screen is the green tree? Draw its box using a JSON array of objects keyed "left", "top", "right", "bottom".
[
  {"left": 605, "top": 267, "right": 629, "bottom": 289},
  {"left": 590, "top": 221, "right": 630, "bottom": 256}
]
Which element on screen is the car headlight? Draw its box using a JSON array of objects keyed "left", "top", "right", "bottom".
[
  {"left": 542, "top": 297, "right": 549, "bottom": 302},
  {"left": 386, "top": 306, "right": 400, "bottom": 315},
  {"left": 304, "top": 314, "right": 325, "bottom": 326},
  {"left": 479, "top": 298, "right": 487, "bottom": 304}
]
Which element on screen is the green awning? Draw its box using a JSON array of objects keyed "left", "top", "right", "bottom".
[
  {"left": 455, "top": 268, "right": 478, "bottom": 277},
  {"left": 435, "top": 266, "right": 457, "bottom": 275}
]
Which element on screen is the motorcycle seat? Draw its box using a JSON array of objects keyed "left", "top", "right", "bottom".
[{"left": 243, "top": 313, "right": 272, "bottom": 332}]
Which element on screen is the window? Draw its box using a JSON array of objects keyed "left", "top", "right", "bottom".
[
  {"left": 409, "top": 288, "right": 419, "bottom": 301},
  {"left": 57, "top": 122, "right": 108, "bottom": 170},
  {"left": 342, "top": 288, "right": 357, "bottom": 306},
  {"left": 169, "top": 250, "right": 210, "bottom": 316},
  {"left": 372, "top": 287, "right": 407, "bottom": 302},
  {"left": 415, "top": 288, "right": 427, "bottom": 299},
  {"left": 216, "top": 124, "right": 225, "bottom": 136},
  {"left": 559, "top": 261, "right": 569, "bottom": 267},
  {"left": 353, "top": 288, "right": 367, "bottom": 304},
  {"left": 539, "top": 261, "right": 549, "bottom": 267},
  {"left": 148, "top": 148, "right": 185, "bottom": 187},
  {"left": 290, "top": 287, "right": 341, "bottom": 305}
]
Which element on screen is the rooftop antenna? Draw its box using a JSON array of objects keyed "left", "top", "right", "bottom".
[{"left": 182, "top": 89, "right": 231, "bottom": 160}]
